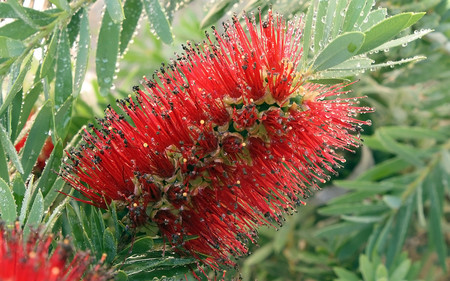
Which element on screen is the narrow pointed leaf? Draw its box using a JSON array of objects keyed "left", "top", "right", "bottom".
[
  {"left": 7, "top": 0, "right": 39, "bottom": 29},
  {"left": 360, "top": 8, "right": 387, "bottom": 31},
  {"left": 119, "top": 0, "right": 143, "bottom": 55},
  {"left": 0, "top": 36, "right": 25, "bottom": 58},
  {"left": 143, "top": 0, "right": 173, "bottom": 44},
  {"left": 105, "top": 0, "right": 125, "bottom": 23},
  {"left": 313, "top": 32, "right": 365, "bottom": 71},
  {"left": 0, "top": 54, "right": 32, "bottom": 116},
  {"left": 0, "top": 177, "right": 17, "bottom": 224},
  {"left": 21, "top": 101, "right": 52, "bottom": 178},
  {"left": 23, "top": 189, "right": 44, "bottom": 239},
  {"left": 357, "top": 13, "right": 413, "bottom": 54},
  {"left": 73, "top": 9, "right": 90, "bottom": 97},
  {"left": 343, "top": 0, "right": 366, "bottom": 32},
  {"left": 96, "top": 10, "right": 120, "bottom": 96},
  {"left": 55, "top": 29, "right": 72, "bottom": 107},
  {"left": 41, "top": 30, "right": 59, "bottom": 78},
  {"left": 0, "top": 123, "right": 23, "bottom": 173}
]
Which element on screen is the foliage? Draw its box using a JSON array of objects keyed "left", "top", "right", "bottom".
[{"left": 0, "top": 0, "right": 448, "bottom": 280}]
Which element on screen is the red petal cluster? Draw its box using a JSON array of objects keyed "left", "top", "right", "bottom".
[
  {"left": 62, "top": 11, "right": 371, "bottom": 267},
  {"left": 0, "top": 222, "right": 110, "bottom": 281}
]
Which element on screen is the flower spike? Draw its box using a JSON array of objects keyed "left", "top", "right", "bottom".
[{"left": 62, "top": 11, "right": 371, "bottom": 268}]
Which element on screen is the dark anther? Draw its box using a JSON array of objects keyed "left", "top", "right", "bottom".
[{"left": 132, "top": 85, "right": 140, "bottom": 92}]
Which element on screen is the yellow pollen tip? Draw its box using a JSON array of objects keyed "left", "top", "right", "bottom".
[
  {"left": 101, "top": 253, "right": 107, "bottom": 262},
  {"left": 182, "top": 192, "right": 188, "bottom": 197},
  {"left": 29, "top": 251, "right": 36, "bottom": 259},
  {"left": 236, "top": 180, "right": 241, "bottom": 185},
  {"left": 183, "top": 158, "right": 187, "bottom": 163},
  {"left": 249, "top": 98, "right": 254, "bottom": 103},
  {"left": 133, "top": 203, "right": 138, "bottom": 207},
  {"left": 282, "top": 157, "right": 286, "bottom": 161},
  {"left": 63, "top": 239, "right": 70, "bottom": 245},
  {"left": 51, "top": 267, "right": 60, "bottom": 276},
  {"left": 128, "top": 94, "right": 132, "bottom": 98},
  {"left": 108, "top": 126, "right": 112, "bottom": 130},
  {"left": 143, "top": 143, "right": 148, "bottom": 147},
  {"left": 241, "top": 142, "right": 246, "bottom": 147},
  {"left": 200, "top": 120, "right": 205, "bottom": 125}
]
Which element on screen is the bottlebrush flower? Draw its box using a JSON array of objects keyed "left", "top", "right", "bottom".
[
  {"left": 61, "top": 11, "right": 371, "bottom": 268},
  {"left": 0, "top": 221, "right": 111, "bottom": 281}
]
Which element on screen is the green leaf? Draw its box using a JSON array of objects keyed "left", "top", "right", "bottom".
[
  {"left": 23, "top": 189, "right": 44, "bottom": 239},
  {"left": 106, "top": 0, "right": 125, "bottom": 23},
  {"left": 315, "top": 221, "right": 369, "bottom": 238},
  {"left": 376, "top": 128, "right": 423, "bottom": 167},
  {"left": 299, "top": 0, "right": 315, "bottom": 68},
  {"left": 11, "top": 173, "right": 26, "bottom": 210},
  {"left": 118, "top": 236, "right": 154, "bottom": 258},
  {"left": 386, "top": 196, "right": 414, "bottom": 267},
  {"left": 330, "top": 0, "right": 348, "bottom": 39},
  {"left": 48, "top": 0, "right": 70, "bottom": 12},
  {"left": 67, "top": 9, "right": 82, "bottom": 47},
  {"left": 96, "top": 10, "right": 120, "bottom": 96},
  {"left": 333, "top": 180, "right": 403, "bottom": 191},
  {"left": 115, "top": 271, "right": 128, "bottom": 281},
  {"left": 0, "top": 143, "right": 9, "bottom": 182},
  {"left": 7, "top": 0, "right": 39, "bottom": 29},
  {"left": 0, "top": 3, "right": 56, "bottom": 26},
  {"left": 371, "top": 28, "right": 432, "bottom": 53},
  {"left": 16, "top": 82, "right": 42, "bottom": 136},
  {"left": 375, "top": 264, "right": 388, "bottom": 279},
  {"left": 366, "top": 215, "right": 394, "bottom": 258},
  {"left": 357, "top": 13, "right": 413, "bottom": 54},
  {"left": 357, "top": 157, "right": 410, "bottom": 181},
  {"left": 43, "top": 177, "right": 64, "bottom": 211},
  {"left": 360, "top": 8, "right": 387, "bottom": 31},
  {"left": 0, "top": 36, "right": 25, "bottom": 58},
  {"left": 405, "top": 12, "right": 426, "bottom": 29},
  {"left": 143, "top": 0, "right": 173, "bottom": 44},
  {"left": 427, "top": 167, "right": 447, "bottom": 270},
  {"left": 360, "top": 255, "right": 375, "bottom": 281},
  {"left": 320, "top": 0, "right": 336, "bottom": 46},
  {"left": 103, "top": 227, "right": 117, "bottom": 263},
  {"left": 380, "top": 126, "right": 448, "bottom": 141},
  {"left": 119, "top": 0, "right": 143, "bottom": 55},
  {"left": 73, "top": 9, "right": 90, "bottom": 97},
  {"left": 383, "top": 195, "right": 402, "bottom": 209},
  {"left": 0, "top": 123, "right": 24, "bottom": 174},
  {"left": 313, "top": 32, "right": 365, "bottom": 71},
  {"left": 54, "top": 95, "right": 73, "bottom": 140},
  {"left": 355, "top": 0, "right": 375, "bottom": 27},
  {"left": 244, "top": 243, "right": 273, "bottom": 266},
  {"left": 0, "top": 53, "right": 32, "bottom": 116},
  {"left": 357, "top": 13, "right": 412, "bottom": 54},
  {"left": 343, "top": 0, "right": 366, "bottom": 32},
  {"left": 41, "top": 30, "right": 59, "bottom": 78},
  {"left": 313, "top": 0, "right": 328, "bottom": 54},
  {"left": 55, "top": 29, "right": 73, "bottom": 107},
  {"left": 21, "top": 101, "right": 52, "bottom": 178},
  {"left": 200, "top": 0, "right": 237, "bottom": 29},
  {"left": 318, "top": 203, "right": 387, "bottom": 216},
  {"left": 0, "top": 177, "right": 17, "bottom": 224},
  {"left": 341, "top": 215, "right": 382, "bottom": 223},
  {"left": 0, "top": 20, "right": 37, "bottom": 41},
  {"left": 333, "top": 267, "right": 360, "bottom": 281},
  {"left": 389, "top": 259, "right": 411, "bottom": 281},
  {"left": 19, "top": 176, "right": 34, "bottom": 225}
]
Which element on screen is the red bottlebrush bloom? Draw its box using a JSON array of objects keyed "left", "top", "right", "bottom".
[
  {"left": 0, "top": 222, "right": 111, "bottom": 281},
  {"left": 62, "top": 11, "right": 371, "bottom": 268}
]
